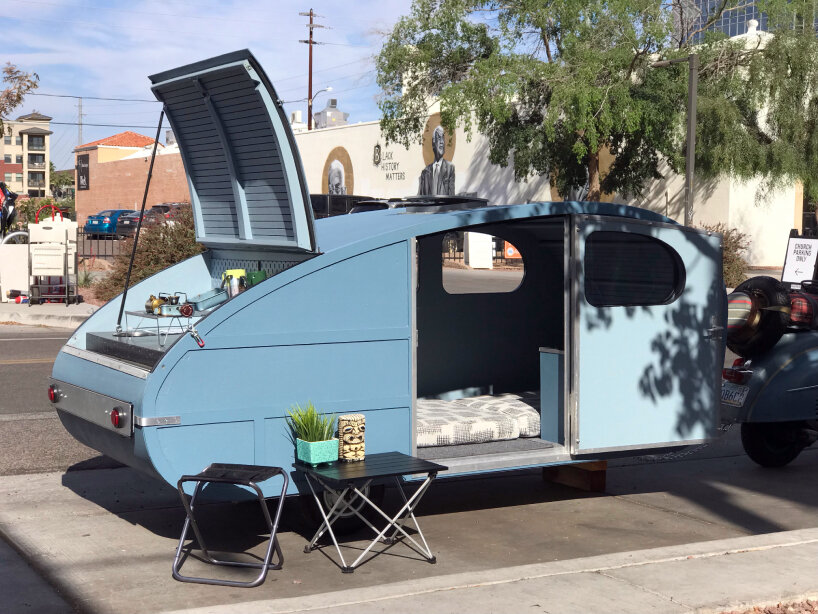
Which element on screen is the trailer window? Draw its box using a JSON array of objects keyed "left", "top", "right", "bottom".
[
  {"left": 584, "top": 231, "right": 684, "bottom": 307},
  {"left": 442, "top": 232, "right": 524, "bottom": 294}
]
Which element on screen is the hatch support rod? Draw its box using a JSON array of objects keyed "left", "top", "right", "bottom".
[{"left": 115, "top": 110, "right": 165, "bottom": 333}]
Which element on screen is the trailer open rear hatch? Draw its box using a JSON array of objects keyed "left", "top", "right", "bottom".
[{"left": 75, "top": 50, "right": 320, "bottom": 369}]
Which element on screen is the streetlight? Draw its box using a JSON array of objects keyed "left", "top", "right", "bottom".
[
  {"left": 308, "top": 86, "right": 332, "bottom": 131},
  {"left": 651, "top": 53, "right": 699, "bottom": 227}
]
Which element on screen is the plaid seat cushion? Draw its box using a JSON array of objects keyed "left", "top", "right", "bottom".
[
  {"left": 416, "top": 398, "right": 519, "bottom": 448},
  {"left": 456, "top": 392, "right": 541, "bottom": 437}
]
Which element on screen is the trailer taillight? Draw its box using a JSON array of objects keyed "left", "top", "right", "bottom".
[
  {"left": 47, "top": 385, "right": 60, "bottom": 403},
  {"left": 110, "top": 407, "right": 124, "bottom": 428}
]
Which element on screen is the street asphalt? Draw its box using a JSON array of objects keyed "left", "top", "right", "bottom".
[{"left": 4, "top": 269, "right": 818, "bottom": 614}]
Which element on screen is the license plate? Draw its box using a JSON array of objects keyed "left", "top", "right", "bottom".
[
  {"left": 91, "top": 220, "right": 98, "bottom": 224},
  {"left": 122, "top": 220, "right": 131, "bottom": 225},
  {"left": 721, "top": 382, "right": 749, "bottom": 407}
]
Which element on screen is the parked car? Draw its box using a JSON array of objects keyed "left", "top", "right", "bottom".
[
  {"left": 116, "top": 209, "right": 165, "bottom": 236},
  {"left": 310, "top": 194, "right": 373, "bottom": 218},
  {"left": 151, "top": 202, "right": 189, "bottom": 220},
  {"left": 49, "top": 50, "right": 726, "bottom": 506},
  {"left": 349, "top": 196, "right": 490, "bottom": 214},
  {"left": 83, "top": 209, "right": 135, "bottom": 237}
]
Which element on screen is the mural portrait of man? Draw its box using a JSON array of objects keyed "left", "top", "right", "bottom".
[
  {"left": 322, "top": 147, "right": 354, "bottom": 195},
  {"left": 418, "top": 125, "right": 455, "bottom": 196},
  {"left": 327, "top": 160, "right": 347, "bottom": 195}
]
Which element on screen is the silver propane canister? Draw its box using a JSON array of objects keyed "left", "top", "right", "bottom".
[{"left": 229, "top": 276, "right": 240, "bottom": 297}]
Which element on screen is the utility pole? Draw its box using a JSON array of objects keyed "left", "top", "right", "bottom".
[
  {"left": 650, "top": 53, "right": 699, "bottom": 226},
  {"left": 299, "top": 9, "right": 325, "bottom": 130},
  {"left": 77, "top": 97, "right": 84, "bottom": 145}
]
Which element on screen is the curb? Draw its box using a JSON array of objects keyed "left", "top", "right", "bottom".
[
  {"left": 0, "top": 309, "right": 92, "bottom": 329},
  {"left": 156, "top": 528, "right": 818, "bottom": 614}
]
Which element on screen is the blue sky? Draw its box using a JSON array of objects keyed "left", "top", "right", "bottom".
[{"left": 2, "top": 0, "right": 409, "bottom": 170}]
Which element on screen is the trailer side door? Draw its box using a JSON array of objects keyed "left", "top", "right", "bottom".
[{"left": 569, "top": 215, "right": 724, "bottom": 455}]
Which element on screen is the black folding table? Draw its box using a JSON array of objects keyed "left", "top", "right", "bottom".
[{"left": 296, "top": 452, "right": 447, "bottom": 573}]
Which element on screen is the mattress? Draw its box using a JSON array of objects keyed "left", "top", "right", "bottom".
[{"left": 416, "top": 392, "right": 541, "bottom": 448}]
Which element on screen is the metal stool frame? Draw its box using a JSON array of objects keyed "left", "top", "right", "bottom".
[
  {"left": 172, "top": 464, "right": 288, "bottom": 588},
  {"left": 304, "top": 472, "right": 438, "bottom": 573}
]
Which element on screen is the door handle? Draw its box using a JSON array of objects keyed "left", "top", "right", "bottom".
[{"left": 704, "top": 325, "right": 724, "bottom": 340}]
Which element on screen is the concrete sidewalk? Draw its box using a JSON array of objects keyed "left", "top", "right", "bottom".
[
  {"left": 1, "top": 442, "right": 817, "bottom": 614},
  {"left": 0, "top": 299, "right": 96, "bottom": 329}
]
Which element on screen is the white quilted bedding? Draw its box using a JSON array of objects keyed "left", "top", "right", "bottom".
[{"left": 416, "top": 392, "right": 541, "bottom": 448}]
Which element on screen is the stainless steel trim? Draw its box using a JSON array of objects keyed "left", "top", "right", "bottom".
[
  {"left": 576, "top": 213, "right": 693, "bottom": 233},
  {"left": 410, "top": 237, "right": 418, "bottom": 454},
  {"left": 574, "top": 438, "right": 711, "bottom": 456},
  {"left": 787, "top": 384, "right": 818, "bottom": 394},
  {"left": 49, "top": 378, "right": 134, "bottom": 437},
  {"left": 134, "top": 416, "right": 181, "bottom": 427},
  {"left": 568, "top": 215, "right": 580, "bottom": 453},
  {"left": 430, "top": 446, "right": 572, "bottom": 476},
  {"left": 61, "top": 345, "right": 150, "bottom": 379}
]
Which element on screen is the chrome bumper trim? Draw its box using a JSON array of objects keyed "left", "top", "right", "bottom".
[
  {"left": 134, "top": 416, "right": 181, "bottom": 427},
  {"left": 61, "top": 345, "right": 150, "bottom": 379}
]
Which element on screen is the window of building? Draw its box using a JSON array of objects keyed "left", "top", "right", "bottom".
[
  {"left": 16, "top": 155, "right": 23, "bottom": 164},
  {"left": 442, "top": 231, "right": 525, "bottom": 294},
  {"left": 28, "top": 136, "right": 45, "bottom": 150},
  {"left": 4, "top": 173, "right": 11, "bottom": 182},
  {"left": 15, "top": 136, "right": 22, "bottom": 145},
  {"left": 3, "top": 135, "right": 10, "bottom": 145},
  {"left": 584, "top": 231, "right": 685, "bottom": 307},
  {"left": 15, "top": 174, "right": 22, "bottom": 183},
  {"left": 3, "top": 154, "right": 10, "bottom": 163}
]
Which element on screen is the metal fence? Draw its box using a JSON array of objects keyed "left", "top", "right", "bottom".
[{"left": 76, "top": 229, "right": 126, "bottom": 261}]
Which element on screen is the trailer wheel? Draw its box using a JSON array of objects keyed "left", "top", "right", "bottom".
[
  {"left": 302, "top": 483, "right": 386, "bottom": 535},
  {"left": 740, "top": 422, "right": 805, "bottom": 468},
  {"left": 727, "top": 276, "right": 790, "bottom": 359}
]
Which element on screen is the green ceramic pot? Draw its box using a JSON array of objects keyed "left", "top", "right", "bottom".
[{"left": 296, "top": 438, "right": 339, "bottom": 465}]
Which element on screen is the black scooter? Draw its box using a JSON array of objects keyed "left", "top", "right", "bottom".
[{"left": 0, "top": 182, "right": 19, "bottom": 239}]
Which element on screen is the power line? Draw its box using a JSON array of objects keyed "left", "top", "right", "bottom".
[
  {"left": 29, "top": 92, "right": 158, "bottom": 103},
  {"left": 28, "top": 56, "right": 374, "bottom": 102},
  {"left": 49, "top": 121, "right": 158, "bottom": 128},
  {"left": 272, "top": 56, "right": 372, "bottom": 84},
  {"left": 4, "top": 0, "right": 292, "bottom": 27}
]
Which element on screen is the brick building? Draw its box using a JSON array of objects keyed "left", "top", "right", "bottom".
[{"left": 73, "top": 131, "right": 190, "bottom": 224}]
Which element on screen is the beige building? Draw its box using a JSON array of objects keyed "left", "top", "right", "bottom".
[
  {"left": 293, "top": 110, "right": 555, "bottom": 205},
  {"left": 1, "top": 112, "right": 52, "bottom": 197}
]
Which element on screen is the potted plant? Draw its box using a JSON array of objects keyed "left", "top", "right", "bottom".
[{"left": 286, "top": 402, "right": 338, "bottom": 466}]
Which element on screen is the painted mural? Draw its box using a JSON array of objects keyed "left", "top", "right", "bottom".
[
  {"left": 322, "top": 146, "right": 354, "bottom": 195},
  {"left": 419, "top": 114, "right": 456, "bottom": 196}
]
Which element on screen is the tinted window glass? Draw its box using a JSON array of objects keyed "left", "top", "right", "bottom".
[
  {"left": 584, "top": 231, "right": 684, "bottom": 307},
  {"left": 99, "top": 210, "right": 115, "bottom": 216}
]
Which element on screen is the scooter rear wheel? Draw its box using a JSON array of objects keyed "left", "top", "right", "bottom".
[{"left": 740, "top": 421, "right": 805, "bottom": 468}]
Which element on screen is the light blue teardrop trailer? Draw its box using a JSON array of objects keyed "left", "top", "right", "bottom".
[{"left": 51, "top": 50, "right": 726, "bottom": 499}]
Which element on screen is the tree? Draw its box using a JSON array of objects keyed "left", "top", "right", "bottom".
[
  {"left": 0, "top": 63, "right": 39, "bottom": 134},
  {"left": 376, "top": 0, "right": 818, "bottom": 203},
  {"left": 50, "top": 161, "right": 73, "bottom": 192}
]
